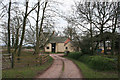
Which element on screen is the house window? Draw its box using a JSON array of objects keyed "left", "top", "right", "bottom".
[
  {"left": 46, "top": 47, "right": 49, "bottom": 49},
  {"left": 66, "top": 47, "right": 68, "bottom": 49}
]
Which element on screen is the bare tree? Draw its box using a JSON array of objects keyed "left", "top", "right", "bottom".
[
  {"left": 23, "top": 0, "right": 57, "bottom": 54},
  {"left": 76, "top": 2, "right": 96, "bottom": 54},
  {"left": 17, "top": 0, "right": 37, "bottom": 56},
  {"left": 92, "top": 2, "right": 119, "bottom": 54},
  {"left": 7, "top": 0, "right": 11, "bottom": 54},
  {"left": 110, "top": 3, "right": 119, "bottom": 55},
  {"left": 35, "top": 1, "right": 48, "bottom": 54},
  {"left": 63, "top": 25, "right": 77, "bottom": 40},
  {"left": 63, "top": 25, "right": 81, "bottom": 52},
  {"left": 13, "top": 13, "right": 23, "bottom": 54},
  {"left": 35, "top": 1, "right": 41, "bottom": 54}
]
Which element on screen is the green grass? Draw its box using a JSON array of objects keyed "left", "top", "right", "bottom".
[
  {"left": 66, "top": 57, "right": 118, "bottom": 78},
  {"left": 62, "top": 60, "right": 64, "bottom": 72},
  {"left": 2, "top": 56, "right": 53, "bottom": 78},
  {"left": 2, "top": 49, "right": 53, "bottom": 78},
  {"left": 2, "top": 50, "right": 38, "bottom": 68}
]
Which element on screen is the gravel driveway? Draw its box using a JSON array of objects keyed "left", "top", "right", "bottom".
[{"left": 37, "top": 54, "right": 83, "bottom": 78}]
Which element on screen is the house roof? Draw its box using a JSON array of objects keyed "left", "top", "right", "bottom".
[
  {"left": 64, "top": 38, "right": 71, "bottom": 45},
  {"left": 49, "top": 36, "right": 67, "bottom": 43}
]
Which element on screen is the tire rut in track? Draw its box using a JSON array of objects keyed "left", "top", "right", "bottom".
[
  {"left": 37, "top": 54, "right": 63, "bottom": 78},
  {"left": 37, "top": 54, "right": 83, "bottom": 79}
]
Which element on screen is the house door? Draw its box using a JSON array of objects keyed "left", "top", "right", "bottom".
[{"left": 51, "top": 43, "right": 56, "bottom": 53}]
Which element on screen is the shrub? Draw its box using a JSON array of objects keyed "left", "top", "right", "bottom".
[
  {"left": 80, "top": 34, "right": 93, "bottom": 55},
  {"left": 78, "top": 55, "right": 91, "bottom": 63},
  {"left": 90, "top": 56, "right": 116, "bottom": 70},
  {"left": 78, "top": 55, "right": 117, "bottom": 71},
  {"left": 67, "top": 52, "right": 117, "bottom": 71},
  {"left": 67, "top": 52, "right": 82, "bottom": 60}
]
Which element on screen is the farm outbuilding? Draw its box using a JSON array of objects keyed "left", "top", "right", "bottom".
[{"left": 44, "top": 37, "right": 76, "bottom": 53}]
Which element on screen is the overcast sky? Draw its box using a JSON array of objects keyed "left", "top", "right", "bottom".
[{"left": 0, "top": 0, "right": 76, "bottom": 29}]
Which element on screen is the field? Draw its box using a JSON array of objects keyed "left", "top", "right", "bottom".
[{"left": 2, "top": 49, "right": 53, "bottom": 78}]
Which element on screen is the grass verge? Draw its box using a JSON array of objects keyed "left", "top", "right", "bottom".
[
  {"left": 66, "top": 57, "right": 118, "bottom": 78},
  {"left": 2, "top": 56, "right": 53, "bottom": 78}
]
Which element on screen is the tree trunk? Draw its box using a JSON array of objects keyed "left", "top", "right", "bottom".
[
  {"left": 111, "top": 39, "right": 115, "bottom": 55},
  {"left": 103, "top": 40, "right": 107, "bottom": 55},
  {"left": 35, "top": 2, "right": 40, "bottom": 54},
  {"left": 17, "top": 1, "right": 37, "bottom": 56},
  {"left": 14, "top": 15, "right": 21, "bottom": 54},
  {"left": 39, "top": 1, "right": 48, "bottom": 37},
  {"left": 12, "top": 27, "right": 15, "bottom": 48},
  {"left": 90, "top": 22, "right": 93, "bottom": 54},
  {"left": 94, "top": 41, "right": 99, "bottom": 51},
  {"left": 17, "top": 1, "right": 28, "bottom": 56},
  {"left": 100, "top": 24, "right": 107, "bottom": 55},
  {"left": 7, "top": 1, "right": 11, "bottom": 54},
  {"left": 111, "top": 9, "right": 117, "bottom": 55},
  {"left": 38, "top": 1, "right": 48, "bottom": 54},
  {"left": 118, "top": 35, "right": 120, "bottom": 73},
  {"left": 14, "top": 28, "right": 19, "bottom": 54},
  {"left": 117, "top": 2, "right": 120, "bottom": 75}
]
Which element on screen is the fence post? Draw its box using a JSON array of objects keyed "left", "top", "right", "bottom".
[{"left": 40, "top": 55, "right": 42, "bottom": 65}]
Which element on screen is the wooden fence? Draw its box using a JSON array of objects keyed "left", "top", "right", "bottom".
[
  {"left": 2, "top": 53, "right": 13, "bottom": 69},
  {"left": 2, "top": 53, "right": 49, "bottom": 69},
  {"left": 35, "top": 54, "right": 49, "bottom": 65}
]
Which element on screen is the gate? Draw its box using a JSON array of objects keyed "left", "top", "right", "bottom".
[{"left": 2, "top": 53, "right": 14, "bottom": 69}]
